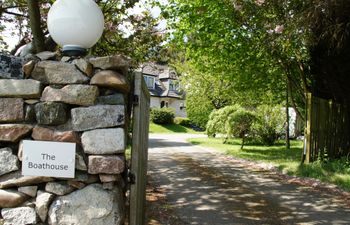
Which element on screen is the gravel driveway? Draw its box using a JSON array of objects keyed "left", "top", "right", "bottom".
[{"left": 148, "top": 133, "right": 350, "bottom": 225}]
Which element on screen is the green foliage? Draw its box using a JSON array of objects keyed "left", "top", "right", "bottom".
[
  {"left": 226, "top": 109, "right": 256, "bottom": 149},
  {"left": 206, "top": 105, "right": 240, "bottom": 137},
  {"left": 150, "top": 108, "right": 175, "bottom": 124},
  {"left": 174, "top": 117, "right": 191, "bottom": 127},
  {"left": 185, "top": 91, "right": 214, "bottom": 129},
  {"left": 226, "top": 109, "right": 256, "bottom": 138},
  {"left": 253, "top": 105, "right": 286, "bottom": 146},
  {"left": 164, "top": 0, "right": 311, "bottom": 122},
  {"left": 1, "top": 0, "right": 164, "bottom": 61}
]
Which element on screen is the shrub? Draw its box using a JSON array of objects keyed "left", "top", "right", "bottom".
[
  {"left": 150, "top": 108, "right": 175, "bottom": 124},
  {"left": 226, "top": 109, "right": 256, "bottom": 149},
  {"left": 252, "top": 105, "right": 286, "bottom": 146},
  {"left": 174, "top": 117, "right": 191, "bottom": 127},
  {"left": 206, "top": 105, "right": 240, "bottom": 137}
]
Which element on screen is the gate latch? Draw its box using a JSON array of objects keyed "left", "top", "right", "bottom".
[
  {"left": 128, "top": 171, "right": 136, "bottom": 185},
  {"left": 133, "top": 95, "right": 139, "bottom": 105}
]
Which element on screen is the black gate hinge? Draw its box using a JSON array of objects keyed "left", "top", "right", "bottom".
[
  {"left": 133, "top": 95, "right": 139, "bottom": 105},
  {"left": 128, "top": 171, "right": 136, "bottom": 184}
]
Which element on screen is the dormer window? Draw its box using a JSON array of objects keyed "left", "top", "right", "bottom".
[
  {"left": 144, "top": 75, "right": 155, "bottom": 89},
  {"left": 169, "top": 80, "right": 179, "bottom": 91}
]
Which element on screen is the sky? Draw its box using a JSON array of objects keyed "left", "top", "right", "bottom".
[
  {"left": 2, "top": 0, "right": 167, "bottom": 51},
  {"left": 3, "top": 21, "right": 21, "bottom": 50}
]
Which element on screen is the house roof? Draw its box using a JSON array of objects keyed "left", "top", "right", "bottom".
[{"left": 142, "top": 63, "right": 184, "bottom": 99}]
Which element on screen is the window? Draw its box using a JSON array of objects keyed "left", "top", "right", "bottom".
[
  {"left": 144, "top": 75, "right": 155, "bottom": 89},
  {"left": 160, "top": 101, "right": 168, "bottom": 108},
  {"left": 169, "top": 80, "right": 179, "bottom": 91}
]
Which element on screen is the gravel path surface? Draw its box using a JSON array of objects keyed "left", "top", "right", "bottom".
[{"left": 148, "top": 134, "right": 350, "bottom": 225}]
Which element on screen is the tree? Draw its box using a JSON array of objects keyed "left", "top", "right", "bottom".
[
  {"left": 0, "top": 0, "right": 164, "bottom": 62},
  {"left": 163, "top": 0, "right": 311, "bottom": 123},
  {"left": 26, "top": 0, "right": 45, "bottom": 53},
  {"left": 226, "top": 109, "right": 256, "bottom": 149}
]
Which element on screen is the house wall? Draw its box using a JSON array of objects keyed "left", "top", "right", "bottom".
[
  {"left": 150, "top": 97, "right": 187, "bottom": 118},
  {"left": 150, "top": 97, "right": 160, "bottom": 109},
  {"left": 169, "top": 98, "right": 187, "bottom": 118}
]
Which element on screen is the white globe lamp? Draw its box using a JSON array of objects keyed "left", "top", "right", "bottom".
[{"left": 47, "top": 0, "right": 104, "bottom": 56}]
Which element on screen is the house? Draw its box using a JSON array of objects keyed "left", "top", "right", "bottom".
[{"left": 142, "top": 63, "right": 187, "bottom": 118}]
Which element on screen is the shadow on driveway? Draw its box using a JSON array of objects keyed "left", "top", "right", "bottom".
[{"left": 148, "top": 134, "right": 350, "bottom": 225}]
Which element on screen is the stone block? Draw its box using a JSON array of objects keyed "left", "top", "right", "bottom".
[
  {"left": 41, "top": 85, "right": 98, "bottom": 106},
  {"left": 31, "top": 61, "right": 89, "bottom": 84},
  {"left": 0, "top": 124, "right": 33, "bottom": 142},
  {"left": 0, "top": 189, "right": 29, "bottom": 208},
  {"left": 1, "top": 207, "right": 37, "bottom": 225},
  {"left": 35, "top": 191, "right": 55, "bottom": 223},
  {"left": 36, "top": 51, "right": 57, "bottom": 61},
  {"left": 90, "top": 70, "right": 130, "bottom": 93},
  {"left": 99, "top": 174, "right": 121, "bottom": 183},
  {"left": 22, "top": 60, "right": 36, "bottom": 78},
  {"left": 72, "top": 171, "right": 99, "bottom": 184},
  {"left": 24, "top": 104, "right": 36, "bottom": 123},
  {"left": 67, "top": 180, "right": 86, "bottom": 189},
  {"left": 0, "top": 98, "right": 24, "bottom": 122},
  {"left": 97, "top": 93, "right": 124, "bottom": 105},
  {"left": 0, "top": 148, "right": 19, "bottom": 176},
  {"left": 0, "top": 171, "right": 54, "bottom": 189},
  {"left": 88, "top": 155, "right": 125, "bottom": 175},
  {"left": 75, "top": 150, "right": 87, "bottom": 171},
  {"left": 73, "top": 58, "right": 93, "bottom": 77},
  {"left": 48, "top": 184, "right": 125, "bottom": 225},
  {"left": 0, "top": 79, "right": 41, "bottom": 98},
  {"left": 45, "top": 182, "right": 75, "bottom": 196},
  {"left": 32, "top": 126, "right": 80, "bottom": 143},
  {"left": 18, "top": 186, "right": 38, "bottom": 197},
  {"left": 35, "top": 102, "right": 68, "bottom": 125},
  {"left": 0, "top": 55, "right": 23, "bottom": 79},
  {"left": 82, "top": 128, "right": 125, "bottom": 154},
  {"left": 89, "top": 55, "right": 130, "bottom": 72},
  {"left": 71, "top": 105, "right": 124, "bottom": 131}
]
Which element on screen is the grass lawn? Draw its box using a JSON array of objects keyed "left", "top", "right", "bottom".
[
  {"left": 188, "top": 137, "right": 350, "bottom": 191},
  {"left": 149, "top": 122, "right": 202, "bottom": 134}
]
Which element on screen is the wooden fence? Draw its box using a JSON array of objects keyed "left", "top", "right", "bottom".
[{"left": 304, "top": 93, "right": 350, "bottom": 163}]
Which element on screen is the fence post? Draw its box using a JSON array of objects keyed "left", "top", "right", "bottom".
[{"left": 304, "top": 92, "right": 312, "bottom": 163}]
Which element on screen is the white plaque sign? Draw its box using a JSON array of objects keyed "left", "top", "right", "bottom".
[{"left": 22, "top": 140, "right": 76, "bottom": 178}]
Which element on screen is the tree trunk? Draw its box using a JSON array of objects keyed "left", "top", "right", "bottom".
[
  {"left": 240, "top": 136, "right": 245, "bottom": 150},
  {"left": 27, "top": 0, "right": 45, "bottom": 53},
  {"left": 286, "top": 79, "right": 291, "bottom": 150}
]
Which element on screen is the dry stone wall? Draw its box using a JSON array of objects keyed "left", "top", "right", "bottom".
[{"left": 0, "top": 53, "right": 131, "bottom": 225}]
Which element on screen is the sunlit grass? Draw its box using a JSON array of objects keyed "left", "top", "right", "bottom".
[{"left": 188, "top": 137, "right": 350, "bottom": 191}]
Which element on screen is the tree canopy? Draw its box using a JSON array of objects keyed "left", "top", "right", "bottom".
[
  {"left": 163, "top": 0, "right": 314, "bottom": 124},
  {"left": 0, "top": 0, "right": 165, "bottom": 62}
]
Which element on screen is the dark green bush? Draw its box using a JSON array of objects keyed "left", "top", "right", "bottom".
[
  {"left": 174, "top": 117, "right": 191, "bottom": 126},
  {"left": 226, "top": 109, "right": 256, "bottom": 149},
  {"left": 150, "top": 108, "right": 175, "bottom": 124}
]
